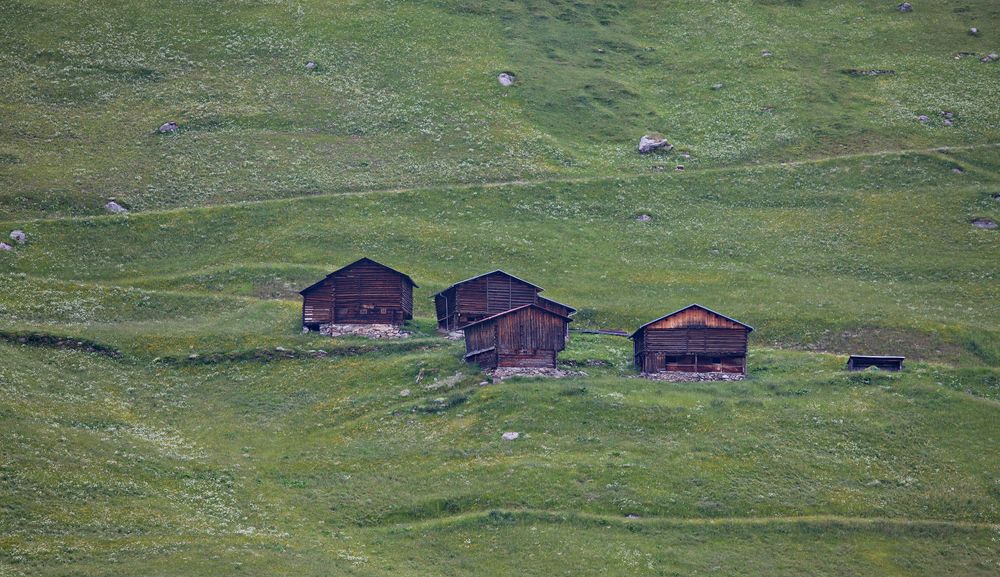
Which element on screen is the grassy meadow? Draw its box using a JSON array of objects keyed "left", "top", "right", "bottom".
[{"left": 1, "top": 0, "right": 999, "bottom": 575}]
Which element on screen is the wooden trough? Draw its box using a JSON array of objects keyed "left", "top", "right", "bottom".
[{"left": 847, "top": 355, "right": 904, "bottom": 371}]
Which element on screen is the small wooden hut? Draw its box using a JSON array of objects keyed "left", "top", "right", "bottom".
[
  {"left": 630, "top": 304, "right": 752, "bottom": 375},
  {"left": 435, "top": 270, "right": 573, "bottom": 331},
  {"left": 299, "top": 258, "right": 416, "bottom": 328},
  {"left": 847, "top": 355, "right": 904, "bottom": 371},
  {"left": 463, "top": 304, "right": 572, "bottom": 369}
]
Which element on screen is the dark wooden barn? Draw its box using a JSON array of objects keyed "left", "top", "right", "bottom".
[
  {"left": 630, "top": 304, "right": 752, "bottom": 375},
  {"left": 463, "top": 304, "right": 572, "bottom": 370},
  {"left": 847, "top": 355, "right": 904, "bottom": 371},
  {"left": 299, "top": 258, "right": 416, "bottom": 328},
  {"left": 434, "top": 270, "right": 574, "bottom": 331}
]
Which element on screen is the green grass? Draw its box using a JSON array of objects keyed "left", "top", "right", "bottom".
[{"left": 1, "top": 1, "right": 999, "bottom": 575}]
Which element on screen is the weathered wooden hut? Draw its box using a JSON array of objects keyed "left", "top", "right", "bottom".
[
  {"left": 847, "top": 355, "right": 904, "bottom": 371},
  {"left": 299, "top": 258, "right": 416, "bottom": 328},
  {"left": 463, "top": 304, "right": 572, "bottom": 369},
  {"left": 630, "top": 304, "right": 752, "bottom": 375},
  {"left": 435, "top": 270, "right": 573, "bottom": 331}
]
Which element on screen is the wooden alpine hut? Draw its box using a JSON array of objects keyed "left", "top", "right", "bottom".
[
  {"left": 299, "top": 258, "right": 416, "bottom": 329},
  {"left": 463, "top": 304, "right": 572, "bottom": 369},
  {"left": 630, "top": 304, "right": 752, "bottom": 375},
  {"left": 434, "top": 270, "right": 574, "bottom": 332}
]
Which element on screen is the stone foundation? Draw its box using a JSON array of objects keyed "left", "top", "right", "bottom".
[
  {"left": 489, "top": 367, "right": 587, "bottom": 381},
  {"left": 318, "top": 323, "right": 409, "bottom": 339}
]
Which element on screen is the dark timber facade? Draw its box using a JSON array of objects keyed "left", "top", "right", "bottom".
[
  {"left": 631, "top": 304, "right": 752, "bottom": 375},
  {"left": 463, "top": 304, "right": 571, "bottom": 369},
  {"left": 847, "top": 355, "right": 904, "bottom": 371},
  {"left": 434, "top": 270, "right": 574, "bottom": 331},
  {"left": 299, "top": 258, "right": 416, "bottom": 328}
]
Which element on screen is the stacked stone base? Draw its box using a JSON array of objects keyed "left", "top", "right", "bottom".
[
  {"left": 490, "top": 367, "right": 587, "bottom": 381},
  {"left": 318, "top": 323, "right": 409, "bottom": 339}
]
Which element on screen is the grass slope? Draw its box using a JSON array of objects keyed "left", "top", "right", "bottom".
[{"left": 1, "top": 1, "right": 999, "bottom": 576}]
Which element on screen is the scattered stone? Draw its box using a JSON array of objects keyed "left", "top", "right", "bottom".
[
  {"left": 9, "top": 230, "right": 26, "bottom": 243},
  {"left": 489, "top": 367, "right": 588, "bottom": 381},
  {"left": 969, "top": 27, "right": 979, "bottom": 36},
  {"left": 319, "top": 323, "right": 409, "bottom": 339},
  {"left": 843, "top": 69, "right": 896, "bottom": 77},
  {"left": 991, "top": 193, "right": 1000, "bottom": 201},
  {"left": 0, "top": 242, "right": 11, "bottom": 251},
  {"left": 711, "top": 83, "right": 724, "bottom": 90},
  {"left": 635, "top": 213, "right": 652, "bottom": 222},
  {"left": 478, "top": 381, "right": 489, "bottom": 387},
  {"left": 275, "top": 346, "right": 288, "bottom": 352},
  {"left": 444, "top": 330, "right": 464, "bottom": 341},
  {"left": 982, "top": 53, "right": 999, "bottom": 63},
  {"left": 943, "top": 119, "right": 953, "bottom": 126},
  {"left": 941, "top": 111, "right": 954, "bottom": 119},
  {"left": 501, "top": 432, "right": 520, "bottom": 441},
  {"left": 675, "top": 165, "right": 685, "bottom": 172},
  {"left": 157, "top": 121, "right": 178, "bottom": 133},
  {"left": 971, "top": 218, "right": 997, "bottom": 229},
  {"left": 638, "top": 371, "right": 745, "bottom": 382},
  {"left": 917, "top": 115, "right": 930, "bottom": 123},
  {"left": 761, "top": 50, "right": 772, "bottom": 57},
  {"left": 188, "top": 353, "right": 200, "bottom": 360},
  {"left": 637, "top": 134, "right": 672, "bottom": 154},
  {"left": 305, "top": 60, "right": 317, "bottom": 70},
  {"left": 497, "top": 72, "right": 516, "bottom": 87},
  {"left": 105, "top": 201, "right": 128, "bottom": 214},
  {"left": 626, "top": 514, "right": 641, "bottom": 519},
  {"left": 898, "top": 2, "right": 912, "bottom": 12},
  {"left": 952, "top": 167, "right": 964, "bottom": 174},
  {"left": 302, "top": 326, "right": 311, "bottom": 334},
  {"left": 679, "top": 153, "right": 691, "bottom": 160},
  {"left": 399, "top": 388, "right": 411, "bottom": 397}
]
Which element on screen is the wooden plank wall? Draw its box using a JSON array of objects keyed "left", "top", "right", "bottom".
[
  {"left": 302, "top": 278, "right": 334, "bottom": 327},
  {"left": 463, "top": 307, "right": 568, "bottom": 369}
]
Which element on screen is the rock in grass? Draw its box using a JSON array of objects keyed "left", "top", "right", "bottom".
[
  {"left": 917, "top": 115, "right": 930, "bottom": 123},
  {"left": 969, "top": 27, "right": 979, "bottom": 36},
  {"left": 305, "top": 60, "right": 318, "bottom": 70},
  {"left": 497, "top": 72, "right": 515, "bottom": 87},
  {"left": 898, "top": 2, "right": 912, "bottom": 12},
  {"left": 638, "top": 134, "right": 672, "bottom": 154},
  {"left": 761, "top": 50, "right": 772, "bottom": 57},
  {"left": 711, "top": 83, "right": 724, "bottom": 90},
  {"left": 971, "top": 218, "right": 997, "bottom": 229},
  {"left": 501, "top": 432, "right": 520, "bottom": 441},
  {"left": 157, "top": 121, "right": 178, "bottom": 133},
  {"left": 636, "top": 213, "right": 652, "bottom": 222},
  {"left": 9, "top": 230, "right": 26, "bottom": 243},
  {"left": 105, "top": 201, "right": 128, "bottom": 214},
  {"left": 0, "top": 242, "right": 11, "bottom": 251},
  {"left": 982, "top": 52, "right": 999, "bottom": 63}
]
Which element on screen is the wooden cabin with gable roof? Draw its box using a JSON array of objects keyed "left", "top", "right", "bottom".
[
  {"left": 631, "top": 304, "right": 752, "bottom": 375},
  {"left": 299, "top": 258, "right": 416, "bottom": 328},
  {"left": 434, "top": 270, "right": 574, "bottom": 332},
  {"left": 463, "top": 304, "right": 572, "bottom": 369}
]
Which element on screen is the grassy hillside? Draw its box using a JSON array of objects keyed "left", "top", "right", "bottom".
[{"left": 1, "top": 1, "right": 999, "bottom": 576}]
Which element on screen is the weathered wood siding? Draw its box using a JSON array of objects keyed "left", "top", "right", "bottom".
[
  {"left": 301, "top": 259, "right": 414, "bottom": 328},
  {"left": 301, "top": 278, "right": 334, "bottom": 327},
  {"left": 463, "top": 306, "right": 569, "bottom": 369},
  {"left": 633, "top": 306, "right": 750, "bottom": 374},
  {"left": 437, "top": 271, "right": 541, "bottom": 331}
]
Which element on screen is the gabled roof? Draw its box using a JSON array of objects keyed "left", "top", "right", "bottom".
[
  {"left": 299, "top": 257, "right": 417, "bottom": 295},
  {"left": 433, "top": 270, "right": 543, "bottom": 298},
  {"left": 629, "top": 304, "right": 753, "bottom": 338},
  {"left": 537, "top": 295, "right": 577, "bottom": 314},
  {"left": 462, "top": 303, "right": 572, "bottom": 329}
]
